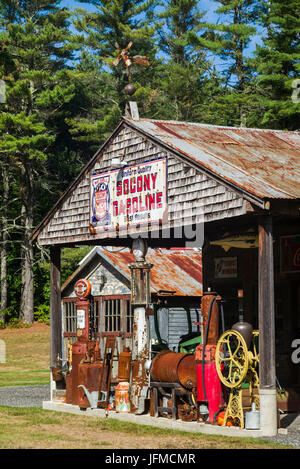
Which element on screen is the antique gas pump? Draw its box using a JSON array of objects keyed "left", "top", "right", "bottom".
[
  {"left": 65, "top": 278, "right": 102, "bottom": 407},
  {"left": 195, "top": 290, "right": 224, "bottom": 423}
]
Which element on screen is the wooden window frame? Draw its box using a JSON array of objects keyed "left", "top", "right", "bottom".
[{"left": 62, "top": 295, "right": 132, "bottom": 339}]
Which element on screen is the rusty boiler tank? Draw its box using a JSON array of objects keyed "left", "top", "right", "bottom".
[{"left": 150, "top": 350, "right": 197, "bottom": 390}]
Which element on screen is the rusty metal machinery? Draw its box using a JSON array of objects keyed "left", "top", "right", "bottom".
[
  {"left": 65, "top": 279, "right": 105, "bottom": 408},
  {"left": 150, "top": 350, "right": 197, "bottom": 390},
  {"left": 149, "top": 350, "right": 198, "bottom": 421},
  {"left": 215, "top": 328, "right": 259, "bottom": 428},
  {"left": 148, "top": 291, "right": 225, "bottom": 423}
]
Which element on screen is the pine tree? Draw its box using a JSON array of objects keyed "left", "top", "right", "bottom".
[
  {"left": 190, "top": 0, "right": 259, "bottom": 126},
  {"left": 69, "top": 0, "right": 160, "bottom": 145},
  {"left": 252, "top": 0, "right": 300, "bottom": 130},
  {"left": 159, "top": 0, "right": 205, "bottom": 65},
  {"left": 155, "top": 0, "right": 224, "bottom": 123},
  {"left": 0, "top": 0, "right": 75, "bottom": 323}
]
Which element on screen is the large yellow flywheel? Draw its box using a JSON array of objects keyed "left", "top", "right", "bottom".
[{"left": 215, "top": 329, "right": 259, "bottom": 428}]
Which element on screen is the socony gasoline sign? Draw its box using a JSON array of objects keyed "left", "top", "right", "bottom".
[{"left": 90, "top": 158, "right": 167, "bottom": 233}]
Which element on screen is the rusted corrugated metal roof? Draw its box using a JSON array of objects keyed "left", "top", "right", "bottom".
[
  {"left": 100, "top": 247, "right": 202, "bottom": 296},
  {"left": 124, "top": 117, "right": 300, "bottom": 200},
  {"left": 63, "top": 247, "right": 202, "bottom": 297}
]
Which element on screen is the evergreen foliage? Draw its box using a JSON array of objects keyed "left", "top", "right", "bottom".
[
  {"left": 69, "top": 0, "right": 160, "bottom": 146},
  {"left": 0, "top": 0, "right": 76, "bottom": 323},
  {"left": 252, "top": 0, "right": 300, "bottom": 129},
  {"left": 189, "top": 0, "right": 260, "bottom": 126}
]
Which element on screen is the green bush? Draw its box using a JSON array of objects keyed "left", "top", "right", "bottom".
[
  {"left": 8, "top": 318, "right": 31, "bottom": 329},
  {"left": 0, "top": 319, "right": 6, "bottom": 329},
  {"left": 34, "top": 304, "right": 50, "bottom": 324},
  {"left": 0, "top": 305, "right": 19, "bottom": 324}
]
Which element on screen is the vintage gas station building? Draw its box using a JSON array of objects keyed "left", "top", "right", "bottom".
[{"left": 31, "top": 111, "right": 300, "bottom": 437}]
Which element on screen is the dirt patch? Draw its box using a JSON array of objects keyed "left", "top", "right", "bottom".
[{"left": 0, "top": 322, "right": 50, "bottom": 339}]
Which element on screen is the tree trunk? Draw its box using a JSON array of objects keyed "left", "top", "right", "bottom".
[
  {"left": 0, "top": 159, "right": 9, "bottom": 321},
  {"left": 19, "top": 161, "right": 34, "bottom": 324}
]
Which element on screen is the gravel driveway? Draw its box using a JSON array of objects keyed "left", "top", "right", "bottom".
[
  {"left": 0, "top": 385, "right": 299, "bottom": 448},
  {"left": 0, "top": 385, "right": 50, "bottom": 408},
  {"left": 264, "top": 413, "right": 300, "bottom": 449}
]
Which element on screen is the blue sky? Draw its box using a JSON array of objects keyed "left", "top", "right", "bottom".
[
  {"left": 60, "top": 0, "right": 263, "bottom": 60},
  {"left": 61, "top": 0, "right": 220, "bottom": 21}
]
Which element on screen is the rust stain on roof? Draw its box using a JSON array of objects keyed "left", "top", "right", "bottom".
[
  {"left": 101, "top": 248, "right": 203, "bottom": 296},
  {"left": 125, "top": 118, "right": 300, "bottom": 200}
]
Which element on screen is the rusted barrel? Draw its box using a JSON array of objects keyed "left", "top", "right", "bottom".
[{"left": 150, "top": 350, "right": 196, "bottom": 389}]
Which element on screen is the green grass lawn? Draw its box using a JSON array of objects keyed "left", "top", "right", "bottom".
[
  {"left": 0, "top": 406, "right": 293, "bottom": 450},
  {"left": 0, "top": 323, "right": 50, "bottom": 387}
]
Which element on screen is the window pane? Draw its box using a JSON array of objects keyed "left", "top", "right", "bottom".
[{"left": 104, "top": 298, "right": 122, "bottom": 332}]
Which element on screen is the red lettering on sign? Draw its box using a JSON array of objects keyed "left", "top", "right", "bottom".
[
  {"left": 144, "top": 174, "right": 150, "bottom": 191},
  {"left": 126, "top": 198, "right": 131, "bottom": 214},
  {"left": 116, "top": 172, "right": 160, "bottom": 197},
  {"left": 113, "top": 201, "right": 118, "bottom": 216},
  {"left": 119, "top": 200, "right": 125, "bottom": 215},
  {"left": 116, "top": 181, "right": 122, "bottom": 197},
  {"left": 156, "top": 192, "right": 163, "bottom": 208},
  {"left": 137, "top": 176, "right": 143, "bottom": 192},
  {"left": 124, "top": 179, "right": 129, "bottom": 195},
  {"left": 151, "top": 172, "right": 157, "bottom": 189},
  {"left": 130, "top": 178, "right": 135, "bottom": 193},
  {"left": 139, "top": 195, "right": 145, "bottom": 212},
  {"left": 148, "top": 194, "right": 155, "bottom": 210},
  {"left": 132, "top": 197, "right": 138, "bottom": 213}
]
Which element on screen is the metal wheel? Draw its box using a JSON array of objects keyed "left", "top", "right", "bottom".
[{"left": 215, "top": 330, "right": 249, "bottom": 389}]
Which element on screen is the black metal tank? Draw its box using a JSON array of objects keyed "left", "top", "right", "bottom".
[{"left": 231, "top": 321, "right": 253, "bottom": 349}]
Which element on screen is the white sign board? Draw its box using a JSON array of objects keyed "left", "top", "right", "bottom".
[
  {"left": 90, "top": 158, "right": 167, "bottom": 234},
  {"left": 77, "top": 310, "right": 86, "bottom": 329}
]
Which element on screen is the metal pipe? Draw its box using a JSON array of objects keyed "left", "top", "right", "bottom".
[{"left": 220, "top": 301, "right": 225, "bottom": 334}]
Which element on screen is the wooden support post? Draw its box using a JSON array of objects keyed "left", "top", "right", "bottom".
[
  {"left": 50, "top": 246, "right": 62, "bottom": 368},
  {"left": 258, "top": 215, "right": 277, "bottom": 436}
]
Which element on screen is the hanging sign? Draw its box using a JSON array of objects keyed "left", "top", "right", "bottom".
[
  {"left": 214, "top": 257, "right": 238, "bottom": 279},
  {"left": 90, "top": 158, "right": 167, "bottom": 233},
  {"left": 280, "top": 235, "right": 300, "bottom": 273}
]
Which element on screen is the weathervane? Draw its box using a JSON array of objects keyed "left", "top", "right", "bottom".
[{"left": 113, "top": 41, "right": 150, "bottom": 96}]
